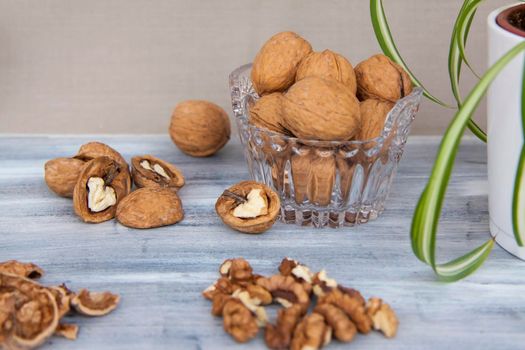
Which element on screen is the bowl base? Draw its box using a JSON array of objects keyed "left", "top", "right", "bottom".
[{"left": 280, "top": 205, "right": 383, "bottom": 228}]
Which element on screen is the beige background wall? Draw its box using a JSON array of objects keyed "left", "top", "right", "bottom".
[{"left": 0, "top": 0, "right": 510, "bottom": 135}]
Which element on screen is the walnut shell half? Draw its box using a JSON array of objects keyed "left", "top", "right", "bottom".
[
  {"left": 251, "top": 31, "right": 313, "bottom": 95},
  {"left": 70, "top": 289, "right": 120, "bottom": 316},
  {"left": 74, "top": 141, "right": 132, "bottom": 193},
  {"left": 215, "top": 181, "right": 280, "bottom": 234},
  {"left": 355, "top": 54, "right": 413, "bottom": 103},
  {"left": 116, "top": 187, "right": 184, "bottom": 229},
  {"left": 131, "top": 155, "right": 185, "bottom": 190},
  {"left": 44, "top": 157, "right": 86, "bottom": 198},
  {"left": 282, "top": 77, "right": 361, "bottom": 141},
  {"left": 296, "top": 49, "right": 357, "bottom": 94},
  {"left": 73, "top": 156, "right": 131, "bottom": 223},
  {"left": 0, "top": 273, "right": 59, "bottom": 350}
]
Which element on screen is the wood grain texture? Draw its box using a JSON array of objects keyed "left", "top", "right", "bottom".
[{"left": 0, "top": 135, "right": 523, "bottom": 350}]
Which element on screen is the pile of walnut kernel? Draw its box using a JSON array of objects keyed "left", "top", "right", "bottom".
[
  {"left": 203, "top": 258, "right": 398, "bottom": 349},
  {"left": 0, "top": 260, "right": 119, "bottom": 349}
]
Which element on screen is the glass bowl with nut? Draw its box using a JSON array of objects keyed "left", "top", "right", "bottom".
[{"left": 229, "top": 31, "right": 423, "bottom": 228}]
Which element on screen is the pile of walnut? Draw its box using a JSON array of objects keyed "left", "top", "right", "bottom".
[
  {"left": 249, "top": 31, "right": 413, "bottom": 141},
  {"left": 203, "top": 258, "right": 398, "bottom": 349},
  {"left": 0, "top": 260, "right": 119, "bottom": 349},
  {"left": 44, "top": 141, "right": 185, "bottom": 229}
]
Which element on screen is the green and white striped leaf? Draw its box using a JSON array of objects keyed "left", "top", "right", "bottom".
[
  {"left": 449, "top": 0, "right": 487, "bottom": 142},
  {"left": 370, "top": 0, "right": 450, "bottom": 107},
  {"left": 412, "top": 42, "right": 525, "bottom": 282},
  {"left": 512, "top": 58, "right": 525, "bottom": 246}
]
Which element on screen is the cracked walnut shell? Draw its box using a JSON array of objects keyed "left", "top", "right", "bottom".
[
  {"left": 282, "top": 77, "right": 361, "bottom": 141},
  {"left": 131, "top": 155, "right": 185, "bottom": 190},
  {"left": 70, "top": 289, "right": 120, "bottom": 316},
  {"left": 0, "top": 260, "right": 44, "bottom": 279},
  {"left": 355, "top": 54, "right": 413, "bottom": 103},
  {"left": 116, "top": 187, "right": 184, "bottom": 229},
  {"left": 170, "top": 100, "right": 231, "bottom": 157},
  {"left": 74, "top": 142, "right": 132, "bottom": 192},
  {"left": 215, "top": 181, "right": 280, "bottom": 234},
  {"left": 251, "top": 31, "right": 313, "bottom": 95},
  {"left": 296, "top": 49, "right": 357, "bottom": 94},
  {"left": 358, "top": 99, "right": 394, "bottom": 141},
  {"left": 0, "top": 273, "right": 59, "bottom": 350},
  {"left": 44, "top": 157, "right": 86, "bottom": 198},
  {"left": 73, "top": 156, "right": 131, "bottom": 223}
]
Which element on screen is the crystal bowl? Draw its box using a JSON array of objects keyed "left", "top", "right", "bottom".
[{"left": 229, "top": 64, "right": 423, "bottom": 228}]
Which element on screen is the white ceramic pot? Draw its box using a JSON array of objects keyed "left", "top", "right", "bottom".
[{"left": 487, "top": 3, "right": 525, "bottom": 259}]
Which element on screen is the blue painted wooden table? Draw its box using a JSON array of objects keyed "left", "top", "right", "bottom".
[{"left": 0, "top": 135, "right": 523, "bottom": 349}]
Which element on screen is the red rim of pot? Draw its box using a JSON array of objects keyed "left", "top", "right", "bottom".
[{"left": 497, "top": 3, "right": 525, "bottom": 38}]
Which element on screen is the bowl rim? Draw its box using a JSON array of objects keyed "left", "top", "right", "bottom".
[{"left": 229, "top": 63, "right": 424, "bottom": 147}]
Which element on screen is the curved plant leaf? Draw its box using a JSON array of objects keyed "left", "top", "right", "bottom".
[
  {"left": 512, "top": 58, "right": 525, "bottom": 247},
  {"left": 449, "top": 0, "right": 487, "bottom": 142},
  {"left": 370, "top": 0, "right": 450, "bottom": 107},
  {"left": 412, "top": 42, "right": 525, "bottom": 282},
  {"left": 455, "top": 0, "right": 483, "bottom": 78}
]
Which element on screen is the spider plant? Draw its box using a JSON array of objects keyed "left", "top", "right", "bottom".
[{"left": 371, "top": 0, "right": 525, "bottom": 281}]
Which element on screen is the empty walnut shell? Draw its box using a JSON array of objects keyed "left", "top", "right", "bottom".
[
  {"left": 358, "top": 99, "right": 394, "bottom": 141},
  {"left": 74, "top": 141, "right": 132, "bottom": 193},
  {"left": 355, "top": 54, "right": 413, "bottom": 103},
  {"left": 70, "top": 289, "right": 120, "bottom": 316},
  {"left": 55, "top": 323, "right": 79, "bottom": 340},
  {"left": 249, "top": 93, "right": 290, "bottom": 135},
  {"left": 0, "top": 273, "right": 59, "bottom": 350},
  {"left": 296, "top": 49, "right": 357, "bottom": 94},
  {"left": 44, "top": 157, "right": 86, "bottom": 198},
  {"left": 215, "top": 181, "right": 280, "bottom": 234},
  {"left": 116, "top": 187, "right": 184, "bottom": 229},
  {"left": 73, "top": 156, "right": 131, "bottom": 223},
  {"left": 131, "top": 155, "right": 185, "bottom": 190},
  {"left": 170, "top": 100, "right": 231, "bottom": 157},
  {"left": 251, "top": 31, "right": 313, "bottom": 95},
  {"left": 0, "top": 260, "right": 44, "bottom": 279},
  {"left": 282, "top": 77, "right": 361, "bottom": 141}
]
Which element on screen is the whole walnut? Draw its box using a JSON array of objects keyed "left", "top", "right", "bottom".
[
  {"left": 251, "top": 31, "right": 312, "bottom": 95},
  {"left": 355, "top": 54, "right": 413, "bottom": 103},
  {"left": 249, "top": 93, "right": 290, "bottom": 135},
  {"left": 170, "top": 100, "right": 231, "bottom": 157},
  {"left": 296, "top": 49, "right": 357, "bottom": 94},
  {"left": 282, "top": 77, "right": 361, "bottom": 141},
  {"left": 358, "top": 99, "right": 394, "bottom": 140}
]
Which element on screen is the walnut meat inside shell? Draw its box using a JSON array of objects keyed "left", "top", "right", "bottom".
[
  {"left": 251, "top": 31, "right": 313, "bottom": 95},
  {"left": 215, "top": 181, "right": 280, "bottom": 234},
  {"left": 73, "top": 156, "right": 131, "bottom": 223},
  {"left": 131, "top": 155, "right": 185, "bottom": 190},
  {"left": 116, "top": 187, "right": 184, "bottom": 229}
]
